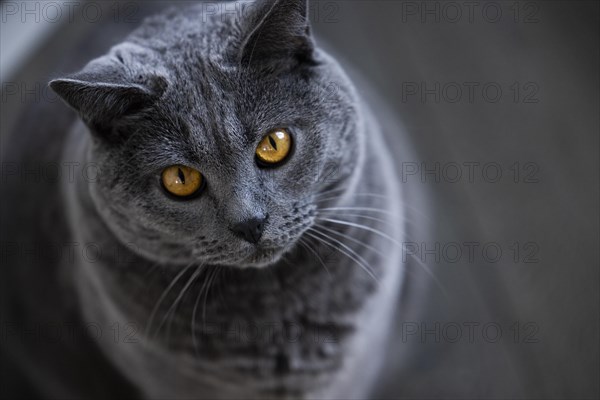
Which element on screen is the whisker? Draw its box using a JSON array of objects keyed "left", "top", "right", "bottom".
[
  {"left": 202, "top": 267, "right": 220, "bottom": 326},
  {"left": 306, "top": 229, "right": 379, "bottom": 283},
  {"left": 311, "top": 185, "right": 351, "bottom": 199},
  {"left": 162, "top": 265, "right": 204, "bottom": 344},
  {"left": 314, "top": 193, "right": 391, "bottom": 203},
  {"left": 293, "top": 185, "right": 353, "bottom": 204},
  {"left": 290, "top": 187, "right": 387, "bottom": 212},
  {"left": 316, "top": 221, "right": 445, "bottom": 291},
  {"left": 316, "top": 217, "right": 446, "bottom": 295},
  {"left": 192, "top": 266, "right": 214, "bottom": 355},
  {"left": 313, "top": 193, "right": 431, "bottom": 222},
  {"left": 317, "top": 217, "right": 403, "bottom": 247},
  {"left": 317, "top": 217, "right": 434, "bottom": 278},
  {"left": 145, "top": 263, "right": 195, "bottom": 339},
  {"left": 316, "top": 212, "right": 395, "bottom": 227},
  {"left": 318, "top": 206, "right": 401, "bottom": 217},
  {"left": 313, "top": 222, "right": 387, "bottom": 259},
  {"left": 298, "top": 237, "right": 331, "bottom": 277}
]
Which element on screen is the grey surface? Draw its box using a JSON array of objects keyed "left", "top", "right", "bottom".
[{"left": 1, "top": 0, "right": 598, "bottom": 398}]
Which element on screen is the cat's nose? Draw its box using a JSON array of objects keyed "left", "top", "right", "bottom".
[{"left": 230, "top": 215, "right": 268, "bottom": 244}]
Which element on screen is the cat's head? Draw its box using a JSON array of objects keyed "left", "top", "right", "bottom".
[{"left": 50, "top": 0, "right": 363, "bottom": 268}]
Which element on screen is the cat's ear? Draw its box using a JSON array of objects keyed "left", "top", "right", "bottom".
[
  {"left": 237, "top": 0, "right": 316, "bottom": 69},
  {"left": 49, "top": 54, "right": 167, "bottom": 132}
]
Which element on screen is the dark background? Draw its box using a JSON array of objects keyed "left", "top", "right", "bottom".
[{"left": 1, "top": 0, "right": 598, "bottom": 398}]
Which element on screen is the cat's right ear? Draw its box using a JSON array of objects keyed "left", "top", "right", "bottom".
[
  {"left": 236, "top": 0, "right": 317, "bottom": 70},
  {"left": 49, "top": 55, "right": 167, "bottom": 133}
]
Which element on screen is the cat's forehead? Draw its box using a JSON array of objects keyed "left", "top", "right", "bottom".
[
  {"left": 146, "top": 78, "right": 282, "bottom": 160},
  {"left": 156, "top": 65, "right": 305, "bottom": 141}
]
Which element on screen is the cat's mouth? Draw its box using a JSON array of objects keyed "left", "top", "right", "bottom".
[
  {"left": 195, "top": 243, "right": 291, "bottom": 268},
  {"left": 240, "top": 246, "right": 289, "bottom": 268}
]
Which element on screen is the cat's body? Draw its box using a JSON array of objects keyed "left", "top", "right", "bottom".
[{"left": 1, "top": 1, "right": 405, "bottom": 398}]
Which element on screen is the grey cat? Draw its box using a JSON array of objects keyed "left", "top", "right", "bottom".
[{"left": 1, "top": 0, "right": 405, "bottom": 398}]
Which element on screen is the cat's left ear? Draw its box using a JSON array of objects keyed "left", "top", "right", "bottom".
[
  {"left": 237, "top": 0, "right": 317, "bottom": 69},
  {"left": 49, "top": 53, "right": 167, "bottom": 133}
]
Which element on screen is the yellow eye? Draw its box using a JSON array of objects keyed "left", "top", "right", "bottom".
[
  {"left": 255, "top": 128, "right": 292, "bottom": 166},
  {"left": 161, "top": 165, "right": 204, "bottom": 198}
]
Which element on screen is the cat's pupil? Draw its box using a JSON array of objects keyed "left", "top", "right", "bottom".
[
  {"left": 177, "top": 168, "right": 185, "bottom": 184},
  {"left": 268, "top": 135, "right": 277, "bottom": 150}
]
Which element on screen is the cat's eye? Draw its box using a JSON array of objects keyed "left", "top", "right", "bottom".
[
  {"left": 161, "top": 165, "right": 204, "bottom": 198},
  {"left": 255, "top": 128, "right": 292, "bottom": 167}
]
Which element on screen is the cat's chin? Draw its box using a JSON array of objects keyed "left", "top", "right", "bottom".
[
  {"left": 190, "top": 242, "right": 294, "bottom": 269},
  {"left": 238, "top": 246, "right": 289, "bottom": 268}
]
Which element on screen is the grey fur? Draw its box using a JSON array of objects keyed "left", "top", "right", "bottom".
[{"left": 15, "top": 0, "right": 405, "bottom": 398}]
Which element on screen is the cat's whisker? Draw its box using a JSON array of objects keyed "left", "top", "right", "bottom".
[
  {"left": 315, "top": 199, "right": 431, "bottom": 221},
  {"left": 315, "top": 217, "right": 447, "bottom": 295},
  {"left": 202, "top": 267, "right": 220, "bottom": 327},
  {"left": 401, "top": 245, "right": 449, "bottom": 297},
  {"left": 318, "top": 206, "right": 401, "bottom": 217},
  {"left": 314, "top": 193, "right": 432, "bottom": 223},
  {"left": 305, "top": 229, "right": 379, "bottom": 283},
  {"left": 315, "top": 203, "right": 421, "bottom": 226},
  {"left": 285, "top": 185, "right": 348, "bottom": 207},
  {"left": 191, "top": 267, "right": 218, "bottom": 354},
  {"left": 145, "top": 263, "right": 195, "bottom": 339},
  {"left": 317, "top": 217, "right": 404, "bottom": 247},
  {"left": 140, "top": 262, "right": 170, "bottom": 300},
  {"left": 298, "top": 192, "right": 424, "bottom": 227},
  {"left": 314, "top": 193, "right": 391, "bottom": 203},
  {"left": 191, "top": 283, "right": 204, "bottom": 356},
  {"left": 191, "top": 265, "right": 216, "bottom": 355},
  {"left": 163, "top": 264, "right": 204, "bottom": 345},
  {"left": 298, "top": 237, "right": 331, "bottom": 277},
  {"left": 314, "top": 221, "right": 446, "bottom": 294},
  {"left": 312, "top": 222, "right": 387, "bottom": 259},
  {"left": 312, "top": 185, "right": 357, "bottom": 199},
  {"left": 316, "top": 212, "right": 395, "bottom": 227}
]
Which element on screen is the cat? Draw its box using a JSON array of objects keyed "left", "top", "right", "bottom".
[{"left": 1, "top": 0, "right": 405, "bottom": 398}]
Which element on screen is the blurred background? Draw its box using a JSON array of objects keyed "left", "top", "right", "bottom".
[{"left": 1, "top": 0, "right": 598, "bottom": 398}]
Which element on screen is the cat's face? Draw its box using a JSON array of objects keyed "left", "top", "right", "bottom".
[{"left": 52, "top": 0, "right": 361, "bottom": 268}]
